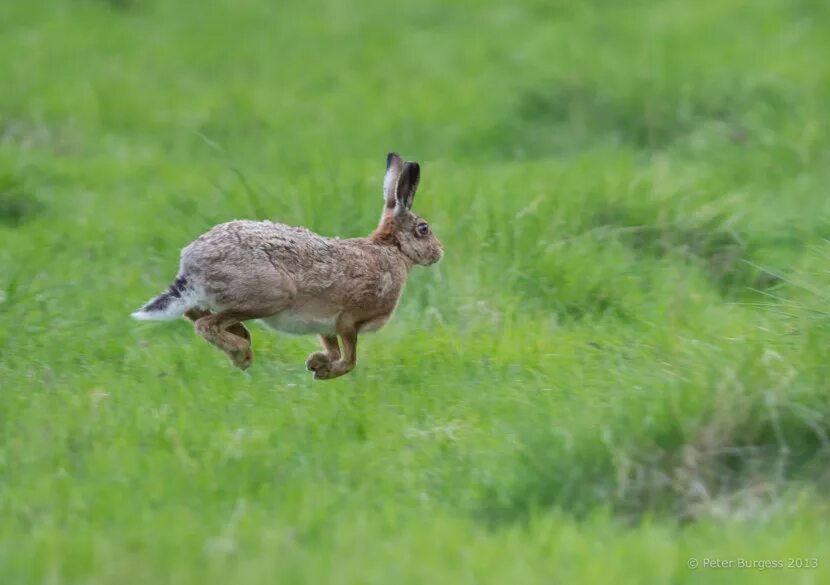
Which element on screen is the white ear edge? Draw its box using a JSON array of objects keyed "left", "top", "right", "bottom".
[
  {"left": 383, "top": 152, "right": 403, "bottom": 205},
  {"left": 383, "top": 167, "right": 396, "bottom": 201}
]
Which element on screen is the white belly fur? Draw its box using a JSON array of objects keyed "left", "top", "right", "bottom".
[{"left": 259, "top": 310, "right": 338, "bottom": 335}]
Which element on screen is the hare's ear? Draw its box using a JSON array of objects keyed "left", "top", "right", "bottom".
[
  {"left": 395, "top": 161, "right": 420, "bottom": 214},
  {"left": 384, "top": 152, "right": 404, "bottom": 210}
]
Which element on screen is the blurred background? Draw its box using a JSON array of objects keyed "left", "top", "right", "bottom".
[{"left": 2, "top": 0, "right": 830, "bottom": 583}]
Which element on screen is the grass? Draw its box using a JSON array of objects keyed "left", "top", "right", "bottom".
[{"left": 2, "top": 0, "right": 830, "bottom": 582}]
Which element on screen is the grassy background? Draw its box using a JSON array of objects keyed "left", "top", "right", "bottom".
[{"left": 2, "top": 0, "right": 830, "bottom": 582}]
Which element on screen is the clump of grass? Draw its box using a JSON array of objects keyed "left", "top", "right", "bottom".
[
  {"left": 482, "top": 384, "right": 830, "bottom": 526},
  {"left": 481, "top": 254, "right": 830, "bottom": 527},
  {"left": 611, "top": 221, "right": 778, "bottom": 295},
  {"left": 91, "top": 0, "right": 143, "bottom": 11},
  {"left": 0, "top": 176, "right": 41, "bottom": 227},
  {"left": 475, "top": 72, "right": 801, "bottom": 159}
]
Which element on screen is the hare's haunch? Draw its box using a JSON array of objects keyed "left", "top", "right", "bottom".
[{"left": 132, "top": 153, "right": 443, "bottom": 380}]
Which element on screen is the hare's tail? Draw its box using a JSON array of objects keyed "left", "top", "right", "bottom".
[{"left": 131, "top": 275, "right": 196, "bottom": 321}]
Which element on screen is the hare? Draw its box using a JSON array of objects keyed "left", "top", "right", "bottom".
[{"left": 131, "top": 152, "right": 442, "bottom": 380}]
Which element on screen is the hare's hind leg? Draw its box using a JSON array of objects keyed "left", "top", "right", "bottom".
[
  {"left": 184, "top": 265, "right": 295, "bottom": 370},
  {"left": 185, "top": 308, "right": 251, "bottom": 342},
  {"left": 187, "top": 309, "right": 254, "bottom": 370}
]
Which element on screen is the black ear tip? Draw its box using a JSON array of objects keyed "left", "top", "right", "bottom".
[{"left": 386, "top": 152, "right": 400, "bottom": 169}]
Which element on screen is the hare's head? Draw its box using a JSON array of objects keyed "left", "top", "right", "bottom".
[{"left": 375, "top": 152, "right": 443, "bottom": 266}]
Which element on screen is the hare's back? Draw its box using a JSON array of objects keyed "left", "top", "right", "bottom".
[{"left": 182, "top": 220, "right": 328, "bottom": 263}]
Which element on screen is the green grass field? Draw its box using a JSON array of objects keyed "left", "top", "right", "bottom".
[{"left": 2, "top": 0, "right": 830, "bottom": 582}]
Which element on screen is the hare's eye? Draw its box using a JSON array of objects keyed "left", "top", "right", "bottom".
[{"left": 416, "top": 222, "right": 430, "bottom": 237}]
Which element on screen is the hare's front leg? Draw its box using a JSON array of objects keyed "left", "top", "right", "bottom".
[
  {"left": 305, "top": 335, "right": 340, "bottom": 378},
  {"left": 306, "top": 330, "right": 356, "bottom": 380}
]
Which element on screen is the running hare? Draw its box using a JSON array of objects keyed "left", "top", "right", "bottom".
[{"left": 132, "top": 153, "right": 442, "bottom": 380}]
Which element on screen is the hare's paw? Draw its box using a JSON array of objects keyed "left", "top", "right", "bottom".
[
  {"left": 305, "top": 351, "right": 331, "bottom": 370},
  {"left": 230, "top": 347, "right": 254, "bottom": 370},
  {"left": 305, "top": 352, "right": 333, "bottom": 380}
]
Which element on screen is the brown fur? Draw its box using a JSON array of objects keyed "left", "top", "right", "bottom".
[{"left": 133, "top": 153, "right": 442, "bottom": 379}]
